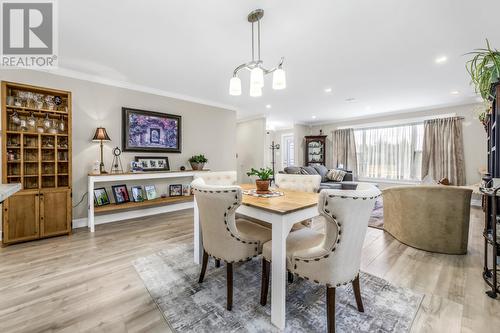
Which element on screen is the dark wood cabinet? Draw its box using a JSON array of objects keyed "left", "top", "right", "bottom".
[
  {"left": 483, "top": 82, "right": 500, "bottom": 298},
  {"left": 305, "top": 135, "right": 327, "bottom": 166}
]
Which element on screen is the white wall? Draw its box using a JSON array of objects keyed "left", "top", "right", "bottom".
[
  {"left": 0, "top": 70, "right": 237, "bottom": 219},
  {"left": 236, "top": 118, "right": 266, "bottom": 183},
  {"left": 311, "top": 103, "right": 487, "bottom": 185}
]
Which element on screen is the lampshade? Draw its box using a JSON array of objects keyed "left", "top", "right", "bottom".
[
  {"left": 249, "top": 84, "right": 262, "bottom": 97},
  {"left": 92, "top": 127, "right": 111, "bottom": 141},
  {"left": 229, "top": 76, "right": 242, "bottom": 96},
  {"left": 272, "top": 68, "right": 286, "bottom": 90},
  {"left": 250, "top": 67, "right": 264, "bottom": 88}
]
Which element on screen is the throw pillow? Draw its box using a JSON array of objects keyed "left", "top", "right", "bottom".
[
  {"left": 300, "top": 166, "right": 319, "bottom": 175},
  {"left": 284, "top": 166, "right": 302, "bottom": 174},
  {"left": 313, "top": 165, "right": 329, "bottom": 182},
  {"left": 327, "top": 169, "right": 347, "bottom": 182}
]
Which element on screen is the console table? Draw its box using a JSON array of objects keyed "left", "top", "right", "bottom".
[{"left": 87, "top": 171, "right": 206, "bottom": 232}]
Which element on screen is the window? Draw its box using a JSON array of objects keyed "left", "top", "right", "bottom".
[
  {"left": 281, "top": 134, "right": 295, "bottom": 168},
  {"left": 354, "top": 123, "right": 424, "bottom": 181}
]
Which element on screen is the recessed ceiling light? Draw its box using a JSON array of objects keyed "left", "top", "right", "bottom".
[
  {"left": 265, "top": 104, "right": 272, "bottom": 109},
  {"left": 450, "top": 90, "right": 459, "bottom": 95},
  {"left": 345, "top": 98, "right": 356, "bottom": 103},
  {"left": 435, "top": 56, "right": 448, "bottom": 64},
  {"left": 365, "top": 106, "right": 372, "bottom": 111},
  {"left": 312, "top": 115, "right": 317, "bottom": 119},
  {"left": 324, "top": 88, "right": 332, "bottom": 93}
]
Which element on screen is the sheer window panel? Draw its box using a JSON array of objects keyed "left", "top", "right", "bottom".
[{"left": 354, "top": 123, "right": 424, "bottom": 181}]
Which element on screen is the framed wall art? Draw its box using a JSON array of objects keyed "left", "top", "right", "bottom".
[
  {"left": 122, "top": 107, "right": 181, "bottom": 153},
  {"left": 134, "top": 156, "right": 170, "bottom": 172}
]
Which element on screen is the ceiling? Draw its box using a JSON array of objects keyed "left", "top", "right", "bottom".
[{"left": 56, "top": 0, "right": 500, "bottom": 127}]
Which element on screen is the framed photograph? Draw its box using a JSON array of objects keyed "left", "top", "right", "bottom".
[
  {"left": 134, "top": 156, "right": 170, "bottom": 172},
  {"left": 144, "top": 185, "right": 157, "bottom": 200},
  {"left": 122, "top": 107, "right": 182, "bottom": 153},
  {"left": 93, "top": 187, "right": 110, "bottom": 206},
  {"left": 131, "top": 186, "right": 145, "bottom": 202},
  {"left": 111, "top": 184, "right": 130, "bottom": 204},
  {"left": 169, "top": 184, "right": 183, "bottom": 197}
]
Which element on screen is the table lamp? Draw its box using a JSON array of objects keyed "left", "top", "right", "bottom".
[{"left": 92, "top": 127, "right": 111, "bottom": 174}]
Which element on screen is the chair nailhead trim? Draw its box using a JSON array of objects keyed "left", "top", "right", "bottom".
[{"left": 193, "top": 186, "right": 261, "bottom": 260}]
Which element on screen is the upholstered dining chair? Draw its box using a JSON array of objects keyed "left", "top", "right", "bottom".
[
  {"left": 275, "top": 173, "right": 322, "bottom": 231},
  {"left": 260, "top": 183, "right": 380, "bottom": 333},
  {"left": 191, "top": 177, "right": 271, "bottom": 311},
  {"left": 193, "top": 170, "right": 237, "bottom": 186},
  {"left": 275, "top": 173, "right": 322, "bottom": 193}
]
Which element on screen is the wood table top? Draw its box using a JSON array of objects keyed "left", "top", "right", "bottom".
[{"left": 240, "top": 184, "right": 319, "bottom": 215}]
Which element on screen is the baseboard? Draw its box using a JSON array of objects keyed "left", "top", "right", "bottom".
[{"left": 72, "top": 201, "right": 194, "bottom": 229}]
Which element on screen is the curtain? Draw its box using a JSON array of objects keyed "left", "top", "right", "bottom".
[
  {"left": 421, "top": 117, "right": 465, "bottom": 185},
  {"left": 332, "top": 128, "right": 358, "bottom": 176},
  {"left": 354, "top": 124, "right": 423, "bottom": 181}
]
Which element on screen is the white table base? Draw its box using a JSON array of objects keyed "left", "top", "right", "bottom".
[{"left": 194, "top": 202, "right": 318, "bottom": 330}]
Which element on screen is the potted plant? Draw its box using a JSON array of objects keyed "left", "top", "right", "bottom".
[
  {"left": 189, "top": 154, "right": 208, "bottom": 170},
  {"left": 246, "top": 167, "right": 273, "bottom": 193},
  {"left": 474, "top": 100, "right": 493, "bottom": 132},
  {"left": 466, "top": 39, "right": 500, "bottom": 101}
]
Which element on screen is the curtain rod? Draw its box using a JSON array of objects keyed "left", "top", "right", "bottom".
[{"left": 336, "top": 113, "right": 464, "bottom": 131}]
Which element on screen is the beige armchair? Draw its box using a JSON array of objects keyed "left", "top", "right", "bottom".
[
  {"left": 260, "top": 183, "right": 380, "bottom": 333},
  {"left": 383, "top": 185, "right": 472, "bottom": 255},
  {"left": 191, "top": 178, "right": 271, "bottom": 311}
]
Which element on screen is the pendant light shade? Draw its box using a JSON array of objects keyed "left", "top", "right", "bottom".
[
  {"left": 249, "top": 84, "right": 262, "bottom": 97},
  {"left": 250, "top": 67, "right": 264, "bottom": 88},
  {"left": 272, "top": 68, "right": 286, "bottom": 90},
  {"left": 229, "top": 9, "right": 286, "bottom": 97},
  {"left": 229, "top": 76, "right": 242, "bottom": 95}
]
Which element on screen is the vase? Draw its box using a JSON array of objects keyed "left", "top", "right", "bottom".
[
  {"left": 255, "top": 179, "right": 270, "bottom": 194},
  {"left": 190, "top": 162, "right": 205, "bottom": 171}
]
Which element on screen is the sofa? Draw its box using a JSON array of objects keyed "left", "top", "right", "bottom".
[
  {"left": 281, "top": 165, "right": 355, "bottom": 191},
  {"left": 383, "top": 185, "right": 473, "bottom": 254}
]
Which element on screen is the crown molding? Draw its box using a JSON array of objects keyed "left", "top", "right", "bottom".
[
  {"left": 31, "top": 67, "right": 239, "bottom": 112},
  {"left": 307, "top": 100, "right": 479, "bottom": 127},
  {"left": 236, "top": 114, "right": 267, "bottom": 123}
]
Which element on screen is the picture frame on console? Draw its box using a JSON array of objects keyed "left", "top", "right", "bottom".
[
  {"left": 111, "top": 184, "right": 130, "bottom": 204},
  {"left": 145, "top": 185, "right": 157, "bottom": 200},
  {"left": 169, "top": 184, "right": 183, "bottom": 197},
  {"left": 134, "top": 156, "right": 170, "bottom": 172},
  {"left": 94, "top": 187, "right": 110, "bottom": 206},
  {"left": 122, "top": 107, "right": 181, "bottom": 153},
  {"left": 131, "top": 186, "right": 145, "bottom": 202}
]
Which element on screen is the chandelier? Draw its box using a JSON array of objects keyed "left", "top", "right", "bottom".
[{"left": 229, "top": 9, "right": 286, "bottom": 97}]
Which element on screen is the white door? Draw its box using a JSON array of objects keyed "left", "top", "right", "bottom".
[{"left": 281, "top": 134, "right": 295, "bottom": 168}]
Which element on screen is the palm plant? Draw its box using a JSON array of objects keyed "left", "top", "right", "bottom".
[{"left": 466, "top": 39, "right": 500, "bottom": 100}]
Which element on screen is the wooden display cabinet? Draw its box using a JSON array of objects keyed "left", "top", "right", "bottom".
[
  {"left": 305, "top": 135, "right": 327, "bottom": 166},
  {"left": 1, "top": 81, "right": 72, "bottom": 245}
]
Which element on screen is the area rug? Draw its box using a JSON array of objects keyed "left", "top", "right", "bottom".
[
  {"left": 133, "top": 243, "right": 422, "bottom": 332},
  {"left": 368, "top": 197, "right": 384, "bottom": 229}
]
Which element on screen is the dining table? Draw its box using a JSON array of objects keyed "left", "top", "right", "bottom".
[{"left": 193, "top": 183, "right": 320, "bottom": 330}]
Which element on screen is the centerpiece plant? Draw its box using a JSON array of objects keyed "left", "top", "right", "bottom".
[{"left": 246, "top": 167, "right": 273, "bottom": 193}]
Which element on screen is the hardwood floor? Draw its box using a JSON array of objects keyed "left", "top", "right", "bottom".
[{"left": 0, "top": 207, "right": 498, "bottom": 332}]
